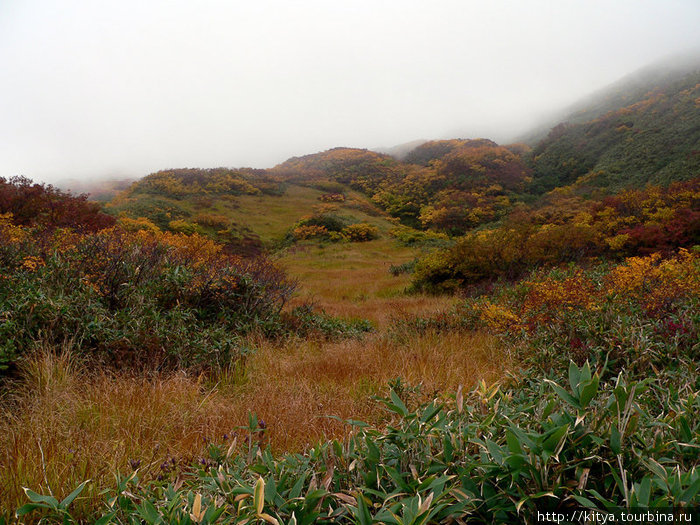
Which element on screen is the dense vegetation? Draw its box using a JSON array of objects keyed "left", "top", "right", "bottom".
[
  {"left": 15, "top": 250, "right": 699, "bottom": 523},
  {"left": 272, "top": 141, "right": 529, "bottom": 234},
  {"left": 106, "top": 64, "right": 699, "bottom": 260},
  {"left": 0, "top": 218, "right": 293, "bottom": 372},
  {"left": 529, "top": 70, "right": 700, "bottom": 192},
  {"left": 0, "top": 181, "right": 371, "bottom": 375},
  {"left": 3, "top": 59, "right": 700, "bottom": 522},
  {"left": 0, "top": 176, "right": 116, "bottom": 231},
  {"left": 412, "top": 178, "right": 700, "bottom": 291}
]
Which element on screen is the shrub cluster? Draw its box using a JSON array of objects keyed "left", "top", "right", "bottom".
[
  {"left": 412, "top": 179, "right": 700, "bottom": 292},
  {"left": 319, "top": 193, "right": 345, "bottom": 202},
  {"left": 340, "top": 223, "right": 379, "bottom": 242},
  {"left": 0, "top": 215, "right": 296, "bottom": 372},
  {"left": 126, "top": 168, "right": 284, "bottom": 198},
  {"left": 289, "top": 213, "right": 380, "bottom": 243},
  {"left": 400, "top": 248, "right": 699, "bottom": 376},
  {"left": 388, "top": 226, "right": 451, "bottom": 248},
  {"left": 0, "top": 176, "right": 115, "bottom": 232}
]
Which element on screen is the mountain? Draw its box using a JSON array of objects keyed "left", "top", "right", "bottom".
[
  {"left": 527, "top": 55, "right": 700, "bottom": 192},
  {"left": 519, "top": 50, "right": 700, "bottom": 145},
  {"left": 103, "top": 55, "right": 700, "bottom": 246}
]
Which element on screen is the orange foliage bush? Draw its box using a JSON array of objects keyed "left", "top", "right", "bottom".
[
  {"left": 293, "top": 224, "right": 329, "bottom": 240},
  {"left": 341, "top": 223, "right": 379, "bottom": 242}
]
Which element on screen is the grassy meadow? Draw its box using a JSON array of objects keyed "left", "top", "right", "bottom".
[{"left": 277, "top": 238, "right": 457, "bottom": 324}]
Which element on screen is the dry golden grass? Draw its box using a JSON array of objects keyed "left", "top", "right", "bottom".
[
  {"left": 240, "top": 330, "right": 506, "bottom": 449},
  {"left": 0, "top": 348, "right": 245, "bottom": 514},
  {"left": 0, "top": 330, "right": 507, "bottom": 514},
  {"left": 278, "top": 238, "right": 456, "bottom": 325}
]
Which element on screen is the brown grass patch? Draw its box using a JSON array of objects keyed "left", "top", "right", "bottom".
[
  {"left": 0, "top": 330, "right": 507, "bottom": 515},
  {"left": 240, "top": 330, "right": 506, "bottom": 448},
  {"left": 278, "top": 238, "right": 456, "bottom": 325}
]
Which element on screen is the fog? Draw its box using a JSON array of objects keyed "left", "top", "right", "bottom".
[{"left": 1, "top": 0, "right": 699, "bottom": 184}]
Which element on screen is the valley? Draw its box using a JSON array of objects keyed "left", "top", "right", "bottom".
[{"left": 0, "top": 57, "right": 698, "bottom": 523}]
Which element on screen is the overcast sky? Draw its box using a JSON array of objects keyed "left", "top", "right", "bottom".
[{"left": 1, "top": 0, "right": 699, "bottom": 183}]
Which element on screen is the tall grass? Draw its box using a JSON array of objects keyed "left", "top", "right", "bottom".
[{"left": 0, "top": 330, "right": 505, "bottom": 518}]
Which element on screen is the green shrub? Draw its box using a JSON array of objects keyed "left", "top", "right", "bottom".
[
  {"left": 301, "top": 213, "right": 347, "bottom": 232},
  {"left": 389, "top": 226, "right": 451, "bottom": 247},
  {"left": 0, "top": 223, "right": 295, "bottom": 371}
]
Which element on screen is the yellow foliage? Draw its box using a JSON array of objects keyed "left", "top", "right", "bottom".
[
  {"left": 477, "top": 300, "right": 520, "bottom": 331},
  {"left": 118, "top": 216, "right": 161, "bottom": 233},
  {"left": 607, "top": 249, "right": 700, "bottom": 309},
  {"left": 293, "top": 225, "right": 329, "bottom": 240},
  {"left": 523, "top": 270, "right": 598, "bottom": 313},
  {"left": 0, "top": 213, "right": 27, "bottom": 243},
  {"left": 341, "top": 223, "right": 379, "bottom": 242},
  {"left": 158, "top": 231, "right": 224, "bottom": 266},
  {"left": 21, "top": 256, "right": 45, "bottom": 272},
  {"left": 168, "top": 219, "right": 198, "bottom": 235},
  {"left": 605, "top": 233, "right": 630, "bottom": 251}
]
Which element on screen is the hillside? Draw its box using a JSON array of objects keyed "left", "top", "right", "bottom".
[
  {"left": 526, "top": 56, "right": 700, "bottom": 192},
  {"left": 106, "top": 167, "right": 397, "bottom": 250},
  {"left": 519, "top": 52, "right": 700, "bottom": 144},
  {"left": 97, "top": 57, "right": 700, "bottom": 295},
  {"left": 272, "top": 142, "right": 530, "bottom": 234},
  {"left": 104, "top": 168, "right": 433, "bottom": 316}
]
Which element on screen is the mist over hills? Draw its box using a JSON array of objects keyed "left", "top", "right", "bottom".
[
  {"left": 517, "top": 50, "right": 700, "bottom": 145},
  {"left": 3, "top": 4, "right": 700, "bottom": 521},
  {"left": 45, "top": 52, "right": 699, "bottom": 206}
]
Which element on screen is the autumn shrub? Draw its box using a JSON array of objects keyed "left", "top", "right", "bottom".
[
  {"left": 300, "top": 213, "right": 347, "bottom": 232},
  {"left": 409, "top": 248, "right": 700, "bottom": 376},
  {"left": 117, "top": 215, "right": 161, "bottom": 233},
  {"left": 412, "top": 227, "right": 531, "bottom": 292},
  {"left": 292, "top": 224, "right": 331, "bottom": 241},
  {"left": 319, "top": 192, "right": 345, "bottom": 202},
  {"left": 388, "top": 226, "right": 451, "bottom": 247},
  {"left": 127, "top": 168, "right": 277, "bottom": 198},
  {"left": 0, "top": 219, "right": 297, "bottom": 372},
  {"left": 411, "top": 178, "right": 700, "bottom": 292},
  {"left": 0, "top": 176, "right": 115, "bottom": 231},
  {"left": 341, "top": 222, "right": 379, "bottom": 242},
  {"left": 167, "top": 218, "right": 199, "bottom": 234},
  {"left": 290, "top": 213, "right": 381, "bottom": 244}
]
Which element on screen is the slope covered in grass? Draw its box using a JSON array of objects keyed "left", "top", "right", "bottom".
[{"left": 107, "top": 171, "right": 398, "bottom": 250}]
